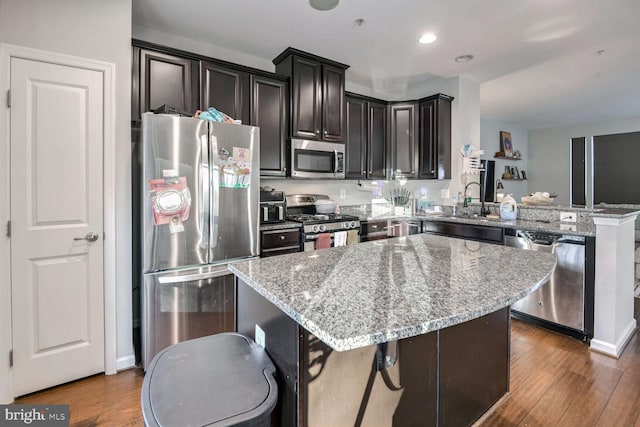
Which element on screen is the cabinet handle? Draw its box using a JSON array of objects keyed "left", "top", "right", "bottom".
[
  {"left": 431, "top": 169, "right": 435, "bottom": 173},
  {"left": 280, "top": 235, "right": 285, "bottom": 240},
  {"left": 369, "top": 170, "right": 372, "bottom": 174},
  {"left": 411, "top": 170, "right": 415, "bottom": 174}
]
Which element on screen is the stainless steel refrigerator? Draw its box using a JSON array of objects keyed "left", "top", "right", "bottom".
[{"left": 140, "top": 112, "right": 260, "bottom": 369}]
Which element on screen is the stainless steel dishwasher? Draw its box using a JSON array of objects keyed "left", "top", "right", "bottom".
[{"left": 505, "top": 229, "right": 586, "bottom": 334}]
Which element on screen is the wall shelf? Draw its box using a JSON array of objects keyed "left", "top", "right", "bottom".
[{"left": 494, "top": 156, "right": 522, "bottom": 161}]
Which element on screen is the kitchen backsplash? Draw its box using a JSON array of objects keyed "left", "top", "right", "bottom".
[{"left": 261, "top": 179, "right": 454, "bottom": 207}]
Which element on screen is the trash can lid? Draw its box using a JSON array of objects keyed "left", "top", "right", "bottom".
[{"left": 142, "top": 333, "right": 278, "bottom": 427}]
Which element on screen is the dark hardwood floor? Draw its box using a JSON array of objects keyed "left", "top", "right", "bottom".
[{"left": 15, "top": 299, "right": 640, "bottom": 427}]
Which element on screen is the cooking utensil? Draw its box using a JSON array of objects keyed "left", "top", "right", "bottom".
[
  {"left": 386, "top": 188, "right": 412, "bottom": 206},
  {"left": 315, "top": 199, "right": 337, "bottom": 213}
]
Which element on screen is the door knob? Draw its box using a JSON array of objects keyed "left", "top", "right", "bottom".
[{"left": 74, "top": 232, "right": 99, "bottom": 242}]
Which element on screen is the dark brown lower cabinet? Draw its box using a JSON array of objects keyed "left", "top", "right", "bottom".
[
  {"left": 260, "top": 227, "right": 301, "bottom": 257},
  {"left": 237, "top": 279, "right": 510, "bottom": 427}
]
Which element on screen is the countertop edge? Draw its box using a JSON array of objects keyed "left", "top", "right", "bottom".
[{"left": 229, "top": 250, "right": 556, "bottom": 352}]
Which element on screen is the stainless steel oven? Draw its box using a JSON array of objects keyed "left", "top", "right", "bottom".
[
  {"left": 290, "top": 139, "right": 345, "bottom": 179},
  {"left": 286, "top": 194, "right": 360, "bottom": 250}
]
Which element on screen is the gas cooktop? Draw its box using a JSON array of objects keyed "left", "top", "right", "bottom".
[{"left": 287, "top": 213, "right": 360, "bottom": 224}]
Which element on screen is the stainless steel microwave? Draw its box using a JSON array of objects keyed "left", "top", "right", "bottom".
[{"left": 290, "top": 139, "right": 345, "bottom": 179}]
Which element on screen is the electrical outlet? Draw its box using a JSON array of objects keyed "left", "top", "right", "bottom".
[
  {"left": 560, "top": 212, "right": 577, "bottom": 223},
  {"left": 340, "top": 189, "right": 346, "bottom": 199},
  {"left": 441, "top": 188, "right": 450, "bottom": 199},
  {"left": 255, "top": 324, "right": 266, "bottom": 348}
]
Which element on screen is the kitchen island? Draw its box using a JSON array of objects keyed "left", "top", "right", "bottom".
[{"left": 229, "top": 233, "right": 556, "bottom": 427}]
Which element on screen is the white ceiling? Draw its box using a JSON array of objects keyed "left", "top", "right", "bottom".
[{"left": 132, "top": 0, "right": 640, "bottom": 130}]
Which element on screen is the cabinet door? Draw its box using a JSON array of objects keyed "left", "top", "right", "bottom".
[
  {"left": 368, "top": 102, "right": 387, "bottom": 179},
  {"left": 345, "top": 96, "right": 367, "bottom": 179},
  {"left": 419, "top": 100, "right": 437, "bottom": 179},
  {"left": 137, "top": 49, "right": 199, "bottom": 120},
  {"left": 389, "top": 103, "right": 418, "bottom": 179},
  {"left": 251, "top": 75, "right": 288, "bottom": 177},
  {"left": 291, "top": 57, "right": 322, "bottom": 140},
  {"left": 322, "top": 64, "right": 346, "bottom": 142},
  {"left": 201, "top": 61, "right": 247, "bottom": 123},
  {"left": 419, "top": 97, "right": 452, "bottom": 179}
]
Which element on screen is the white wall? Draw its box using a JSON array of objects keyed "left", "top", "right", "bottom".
[
  {"left": 133, "top": 25, "right": 275, "bottom": 73},
  {"left": 480, "top": 119, "right": 529, "bottom": 201},
  {"left": 0, "top": 0, "right": 134, "bottom": 399},
  {"left": 528, "top": 115, "right": 640, "bottom": 206}
]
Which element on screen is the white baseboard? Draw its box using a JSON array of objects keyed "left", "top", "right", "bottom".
[
  {"left": 115, "top": 354, "right": 136, "bottom": 372},
  {"left": 590, "top": 320, "right": 637, "bottom": 358}
]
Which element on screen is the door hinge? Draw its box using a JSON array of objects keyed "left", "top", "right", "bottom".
[
  {"left": 5, "top": 220, "right": 10, "bottom": 238},
  {"left": 9, "top": 350, "right": 13, "bottom": 368},
  {"left": 6, "top": 90, "right": 10, "bottom": 108}
]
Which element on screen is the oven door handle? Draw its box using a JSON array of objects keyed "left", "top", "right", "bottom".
[{"left": 305, "top": 233, "right": 333, "bottom": 241}]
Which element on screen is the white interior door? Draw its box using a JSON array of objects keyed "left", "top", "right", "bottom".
[{"left": 10, "top": 57, "right": 105, "bottom": 396}]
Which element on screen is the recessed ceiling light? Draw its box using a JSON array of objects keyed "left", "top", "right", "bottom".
[
  {"left": 455, "top": 54, "right": 474, "bottom": 63},
  {"left": 418, "top": 33, "right": 437, "bottom": 44},
  {"left": 309, "top": 0, "right": 339, "bottom": 11}
]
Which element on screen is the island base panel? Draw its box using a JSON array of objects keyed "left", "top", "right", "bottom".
[
  {"left": 439, "top": 307, "right": 510, "bottom": 426},
  {"left": 236, "top": 278, "right": 510, "bottom": 427}
]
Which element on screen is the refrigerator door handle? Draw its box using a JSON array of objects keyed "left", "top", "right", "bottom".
[
  {"left": 201, "top": 133, "right": 210, "bottom": 250},
  {"left": 210, "top": 130, "right": 220, "bottom": 249},
  {"left": 158, "top": 269, "right": 230, "bottom": 284}
]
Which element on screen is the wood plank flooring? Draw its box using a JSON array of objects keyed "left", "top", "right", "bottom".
[{"left": 14, "top": 299, "right": 640, "bottom": 426}]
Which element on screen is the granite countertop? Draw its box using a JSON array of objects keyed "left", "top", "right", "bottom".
[
  {"left": 229, "top": 233, "right": 556, "bottom": 352},
  {"left": 259, "top": 221, "right": 301, "bottom": 231},
  {"left": 419, "top": 215, "right": 597, "bottom": 236},
  {"left": 341, "top": 203, "right": 640, "bottom": 237}
]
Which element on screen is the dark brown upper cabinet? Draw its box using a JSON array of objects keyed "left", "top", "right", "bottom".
[
  {"left": 418, "top": 94, "right": 453, "bottom": 179},
  {"left": 389, "top": 102, "right": 419, "bottom": 180},
  {"left": 200, "top": 61, "right": 248, "bottom": 123},
  {"left": 368, "top": 101, "right": 387, "bottom": 179},
  {"left": 345, "top": 93, "right": 387, "bottom": 180},
  {"left": 132, "top": 40, "right": 288, "bottom": 177},
  {"left": 345, "top": 96, "right": 367, "bottom": 179},
  {"left": 133, "top": 47, "right": 199, "bottom": 121},
  {"left": 251, "top": 75, "right": 288, "bottom": 177},
  {"left": 274, "top": 48, "right": 349, "bottom": 143}
]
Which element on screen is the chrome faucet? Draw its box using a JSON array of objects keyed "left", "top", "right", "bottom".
[{"left": 463, "top": 181, "right": 489, "bottom": 216}]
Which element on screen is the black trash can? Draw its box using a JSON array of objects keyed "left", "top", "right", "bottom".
[{"left": 141, "top": 333, "right": 278, "bottom": 427}]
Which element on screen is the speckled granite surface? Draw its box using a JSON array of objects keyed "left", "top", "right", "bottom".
[
  {"left": 259, "top": 221, "right": 301, "bottom": 231},
  {"left": 342, "top": 203, "right": 640, "bottom": 237},
  {"left": 260, "top": 221, "right": 302, "bottom": 231},
  {"left": 229, "top": 233, "right": 556, "bottom": 352},
  {"left": 420, "top": 215, "right": 597, "bottom": 236}
]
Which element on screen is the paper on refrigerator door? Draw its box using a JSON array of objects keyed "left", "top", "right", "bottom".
[
  {"left": 148, "top": 176, "right": 191, "bottom": 230},
  {"left": 218, "top": 145, "right": 253, "bottom": 188}
]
